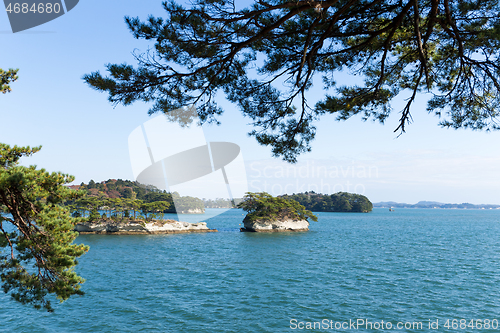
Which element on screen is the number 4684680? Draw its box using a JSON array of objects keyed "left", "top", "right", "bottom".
[
  {"left": 444, "top": 319, "right": 499, "bottom": 330},
  {"left": 5, "top": 2, "right": 61, "bottom": 14}
]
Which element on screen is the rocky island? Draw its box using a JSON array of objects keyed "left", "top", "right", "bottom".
[
  {"left": 237, "top": 192, "right": 317, "bottom": 232},
  {"left": 75, "top": 219, "right": 216, "bottom": 235},
  {"left": 66, "top": 179, "right": 215, "bottom": 234}
]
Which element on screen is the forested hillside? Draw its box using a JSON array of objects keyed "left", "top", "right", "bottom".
[
  {"left": 281, "top": 192, "right": 373, "bottom": 213},
  {"left": 69, "top": 179, "right": 204, "bottom": 214}
]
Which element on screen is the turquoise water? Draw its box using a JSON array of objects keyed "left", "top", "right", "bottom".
[{"left": 2, "top": 208, "right": 500, "bottom": 332}]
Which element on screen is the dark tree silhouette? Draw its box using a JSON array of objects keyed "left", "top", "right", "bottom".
[{"left": 85, "top": 0, "right": 500, "bottom": 161}]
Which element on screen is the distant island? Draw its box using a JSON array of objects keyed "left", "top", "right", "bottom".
[
  {"left": 281, "top": 191, "right": 373, "bottom": 213},
  {"left": 203, "top": 197, "right": 243, "bottom": 208},
  {"left": 374, "top": 201, "right": 500, "bottom": 209}
]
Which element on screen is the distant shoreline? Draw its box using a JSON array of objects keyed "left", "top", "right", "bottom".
[{"left": 374, "top": 202, "right": 500, "bottom": 209}]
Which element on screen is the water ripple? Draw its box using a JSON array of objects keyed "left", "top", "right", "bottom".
[{"left": 2, "top": 208, "right": 500, "bottom": 332}]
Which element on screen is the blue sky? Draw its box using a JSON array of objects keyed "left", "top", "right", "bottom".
[{"left": 1, "top": 0, "right": 499, "bottom": 204}]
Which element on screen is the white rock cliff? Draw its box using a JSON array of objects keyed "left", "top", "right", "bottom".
[
  {"left": 75, "top": 220, "right": 216, "bottom": 234},
  {"left": 241, "top": 219, "right": 309, "bottom": 232}
]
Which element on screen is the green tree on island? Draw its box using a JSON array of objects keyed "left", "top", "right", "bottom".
[
  {"left": 0, "top": 143, "right": 88, "bottom": 312},
  {"left": 85, "top": 0, "right": 500, "bottom": 162},
  {"left": 141, "top": 201, "right": 171, "bottom": 220},
  {"left": 237, "top": 192, "right": 318, "bottom": 223}
]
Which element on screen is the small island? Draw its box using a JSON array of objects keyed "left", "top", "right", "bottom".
[
  {"left": 237, "top": 192, "right": 317, "bottom": 232},
  {"left": 67, "top": 180, "right": 216, "bottom": 234},
  {"left": 69, "top": 179, "right": 205, "bottom": 215},
  {"left": 71, "top": 199, "right": 216, "bottom": 235}
]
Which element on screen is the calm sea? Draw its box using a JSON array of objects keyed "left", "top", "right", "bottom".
[{"left": 2, "top": 208, "right": 500, "bottom": 332}]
